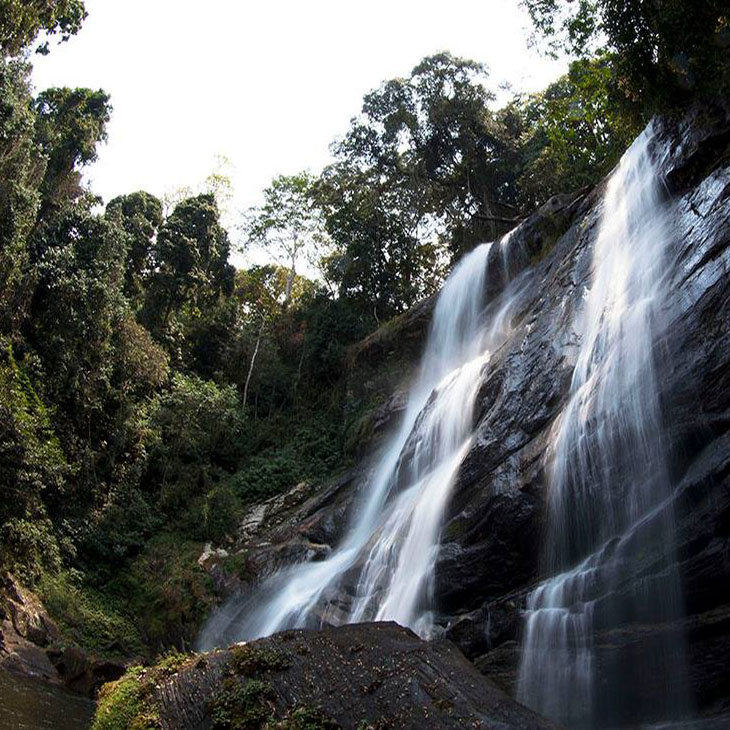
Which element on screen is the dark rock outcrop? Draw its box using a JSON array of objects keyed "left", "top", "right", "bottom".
[
  {"left": 435, "top": 99, "right": 730, "bottom": 718},
  {"left": 135, "top": 622, "right": 559, "bottom": 729}
]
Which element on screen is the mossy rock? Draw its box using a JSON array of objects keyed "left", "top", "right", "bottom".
[
  {"left": 95, "top": 623, "right": 557, "bottom": 729},
  {"left": 92, "top": 652, "right": 196, "bottom": 730}
]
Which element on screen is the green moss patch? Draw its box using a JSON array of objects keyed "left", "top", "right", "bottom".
[
  {"left": 92, "top": 666, "right": 158, "bottom": 730},
  {"left": 209, "top": 677, "right": 276, "bottom": 729},
  {"left": 92, "top": 652, "right": 196, "bottom": 730},
  {"left": 39, "top": 572, "right": 144, "bottom": 657},
  {"left": 230, "top": 644, "right": 292, "bottom": 676}
]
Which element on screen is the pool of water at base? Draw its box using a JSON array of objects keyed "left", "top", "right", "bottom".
[{"left": 0, "top": 670, "right": 95, "bottom": 729}]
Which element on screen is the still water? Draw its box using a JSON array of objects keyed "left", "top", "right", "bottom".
[{"left": 0, "top": 670, "right": 95, "bottom": 730}]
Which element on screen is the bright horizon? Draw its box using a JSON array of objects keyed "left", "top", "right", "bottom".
[{"left": 31, "top": 0, "right": 566, "bottom": 260}]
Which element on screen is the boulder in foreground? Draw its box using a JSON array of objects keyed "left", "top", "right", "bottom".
[{"left": 93, "top": 622, "right": 559, "bottom": 729}]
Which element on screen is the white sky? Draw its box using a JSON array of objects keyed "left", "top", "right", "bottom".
[{"left": 31, "top": 0, "right": 566, "bottom": 260}]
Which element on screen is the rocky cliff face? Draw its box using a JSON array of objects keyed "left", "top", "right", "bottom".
[
  {"left": 201, "top": 101, "right": 730, "bottom": 723},
  {"left": 436, "top": 101, "right": 730, "bottom": 719}
]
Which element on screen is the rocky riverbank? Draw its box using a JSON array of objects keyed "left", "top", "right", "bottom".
[{"left": 0, "top": 574, "right": 126, "bottom": 697}]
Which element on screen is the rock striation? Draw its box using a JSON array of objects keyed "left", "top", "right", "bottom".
[{"left": 122, "top": 622, "right": 559, "bottom": 729}]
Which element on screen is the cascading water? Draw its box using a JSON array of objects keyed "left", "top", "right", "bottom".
[
  {"left": 348, "top": 290, "right": 519, "bottom": 634},
  {"left": 198, "top": 234, "right": 524, "bottom": 649},
  {"left": 517, "top": 127, "right": 689, "bottom": 727}
]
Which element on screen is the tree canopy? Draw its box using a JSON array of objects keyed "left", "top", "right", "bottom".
[
  {"left": 0, "top": 0, "right": 87, "bottom": 56},
  {"left": 522, "top": 0, "right": 730, "bottom": 110},
  {"left": 315, "top": 52, "right": 526, "bottom": 321}
]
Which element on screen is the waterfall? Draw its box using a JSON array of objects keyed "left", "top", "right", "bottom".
[
  {"left": 517, "top": 127, "right": 689, "bottom": 727},
  {"left": 198, "top": 234, "right": 524, "bottom": 649}
]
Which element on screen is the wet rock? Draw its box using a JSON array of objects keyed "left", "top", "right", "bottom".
[
  {"left": 0, "top": 574, "right": 128, "bottom": 696},
  {"left": 46, "top": 645, "right": 126, "bottom": 696},
  {"left": 655, "top": 98, "right": 730, "bottom": 194},
  {"left": 474, "top": 641, "right": 522, "bottom": 696},
  {"left": 427, "top": 101, "right": 730, "bottom": 722},
  {"left": 197, "top": 470, "right": 362, "bottom": 600},
  {"left": 0, "top": 575, "right": 61, "bottom": 684},
  {"left": 2, "top": 575, "right": 60, "bottom": 649},
  {"left": 125, "top": 622, "right": 559, "bottom": 730}
]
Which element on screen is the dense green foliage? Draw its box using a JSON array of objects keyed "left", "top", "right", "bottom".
[
  {"left": 522, "top": 0, "right": 730, "bottom": 111},
  {"left": 0, "top": 29, "right": 364, "bottom": 651},
  {"left": 508, "top": 55, "right": 643, "bottom": 209},
  {"left": 0, "top": 60, "right": 43, "bottom": 332},
  {"left": 0, "top": 0, "right": 86, "bottom": 56}
]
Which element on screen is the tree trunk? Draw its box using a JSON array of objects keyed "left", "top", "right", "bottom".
[
  {"left": 283, "top": 262, "right": 296, "bottom": 307},
  {"left": 293, "top": 344, "right": 306, "bottom": 402},
  {"left": 243, "top": 320, "right": 265, "bottom": 408}
]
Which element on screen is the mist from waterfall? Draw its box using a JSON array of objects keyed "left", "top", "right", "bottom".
[
  {"left": 517, "top": 127, "right": 690, "bottom": 727},
  {"left": 198, "top": 233, "right": 524, "bottom": 649}
]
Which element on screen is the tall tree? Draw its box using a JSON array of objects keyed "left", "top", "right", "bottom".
[
  {"left": 316, "top": 52, "right": 520, "bottom": 320},
  {"left": 332, "top": 52, "right": 518, "bottom": 243},
  {"left": 106, "top": 191, "right": 164, "bottom": 309},
  {"left": 242, "top": 172, "right": 329, "bottom": 305},
  {"left": 34, "top": 87, "right": 112, "bottom": 215},
  {"left": 0, "top": 58, "right": 44, "bottom": 333},
  {"left": 30, "top": 210, "right": 126, "bottom": 429},
  {"left": 143, "top": 194, "right": 234, "bottom": 334},
  {"left": 229, "top": 265, "right": 313, "bottom": 407},
  {"left": 317, "top": 165, "right": 442, "bottom": 322}
]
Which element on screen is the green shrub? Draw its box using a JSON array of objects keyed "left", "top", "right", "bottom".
[
  {"left": 78, "top": 481, "right": 160, "bottom": 579},
  {"left": 104, "top": 533, "right": 215, "bottom": 652},
  {"left": 39, "top": 571, "right": 144, "bottom": 656},
  {"left": 92, "top": 667, "right": 154, "bottom": 730},
  {"left": 230, "top": 414, "right": 342, "bottom": 504},
  {"left": 0, "top": 339, "right": 68, "bottom": 583},
  {"left": 198, "top": 483, "right": 241, "bottom": 542},
  {"left": 0, "top": 518, "right": 61, "bottom": 585}
]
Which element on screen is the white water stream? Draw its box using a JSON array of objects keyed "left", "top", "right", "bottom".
[
  {"left": 517, "top": 127, "right": 688, "bottom": 727},
  {"left": 198, "top": 125, "right": 692, "bottom": 728},
  {"left": 199, "top": 234, "right": 523, "bottom": 647}
]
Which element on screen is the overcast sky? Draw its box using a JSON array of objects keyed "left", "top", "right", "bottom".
[{"left": 31, "top": 0, "right": 566, "bottom": 249}]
